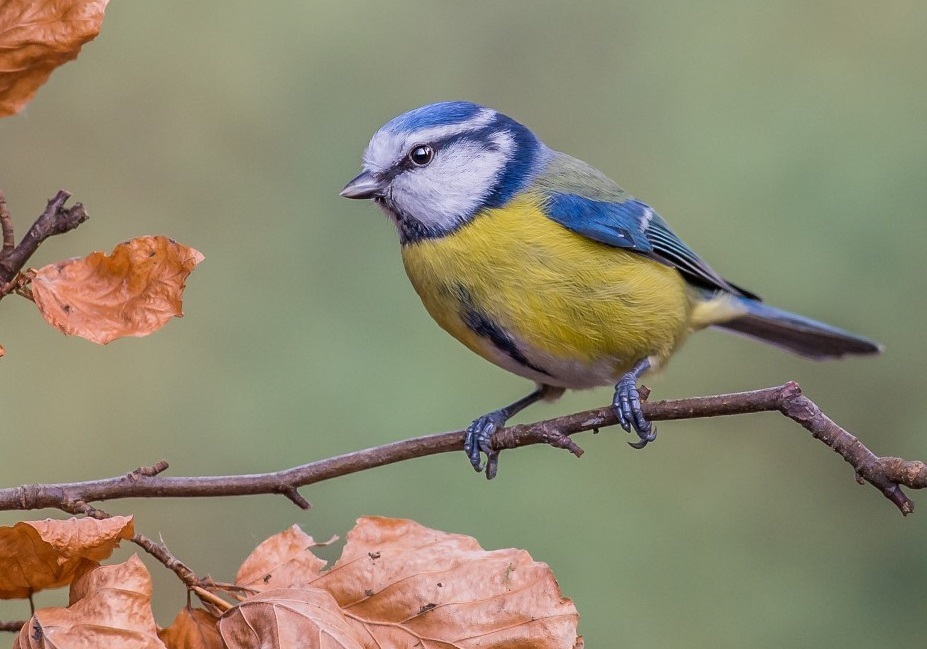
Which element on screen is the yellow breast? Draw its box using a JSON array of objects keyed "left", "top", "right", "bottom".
[{"left": 400, "top": 194, "right": 697, "bottom": 388}]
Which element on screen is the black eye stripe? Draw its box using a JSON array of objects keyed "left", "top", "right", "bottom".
[{"left": 393, "top": 122, "right": 511, "bottom": 174}]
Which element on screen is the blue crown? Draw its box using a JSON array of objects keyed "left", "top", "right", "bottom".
[{"left": 384, "top": 101, "right": 486, "bottom": 134}]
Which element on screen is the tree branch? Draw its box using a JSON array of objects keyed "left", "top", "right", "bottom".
[
  {"left": 0, "top": 382, "right": 922, "bottom": 516},
  {"left": 58, "top": 496, "right": 238, "bottom": 614},
  {"left": 0, "top": 621, "right": 27, "bottom": 634},
  {"left": 0, "top": 190, "right": 89, "bottom": 288},
  {"left": 0, "top": 190, "right": 14, "bottom": 256}
]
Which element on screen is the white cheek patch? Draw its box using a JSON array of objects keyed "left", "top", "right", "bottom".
[{"left": 389, "top": 137, "right": 511, "bottom": 230}]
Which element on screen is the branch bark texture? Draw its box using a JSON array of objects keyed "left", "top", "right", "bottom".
[
  {"left": 0, "top": 382, "right": 922, "bottom": 516},
  {"left": 0, "top": 190, "right": 88, "bottom": 287}
]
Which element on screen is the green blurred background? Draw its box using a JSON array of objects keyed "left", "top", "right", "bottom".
[{"left": 2, "top": 1, "right": 926, "bottom": 646}]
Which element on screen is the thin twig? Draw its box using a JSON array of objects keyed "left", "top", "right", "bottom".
[
  {"left": 0, "top": 620, "right": 26, "bottom": 633},
  {"left": 0, "top": 190, "right": 89, "bottom": 287},
  {"left": 191, "top": 586, "right": 234, "bottom": 614},
  {"left": 58, "top": 496, "right": 237, "bottom": 610},
  {"left": 0, "top": 382, "right": 921, "bottom": 515},
  {"left": 133, "top": 534, "right": 237, "bottom": 611},
  {"left": 0, "top": 271, "right": 32, "bottom": 301},
  {"left": 0, "top": 189, "right": 14, "bottom": 256}
]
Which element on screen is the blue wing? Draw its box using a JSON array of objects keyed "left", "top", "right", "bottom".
[{"left": 533, "top": 152, "right": 757, "bottom": 298}]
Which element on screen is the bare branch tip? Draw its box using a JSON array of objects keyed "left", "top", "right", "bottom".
[
  {"left": 549, "top": 432, "right": 584, "bottom": 458},
  {"left": 48, "top": 190, "right": 72, "bottom": 209},
  {"left": 777, "top": 380, "right": 801, "bottom": 399},
  {"left": 132, "top": 461, "right": 170, "bottom": 479},
  {"left": 280, "top": 486, "right": 312, "bottom": 510},
  {"left": 886, "top": 487, "right": 915, "bottom": 516},
  {"left": 878, "top": 457, "right": 927, "bottom": 489}
]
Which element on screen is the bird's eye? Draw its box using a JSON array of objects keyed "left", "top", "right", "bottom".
[{"left": 408, "top": 145, "right": 434, "bottom": 167}]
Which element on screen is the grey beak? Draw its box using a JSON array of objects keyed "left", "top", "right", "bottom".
[{"left": 340, "top": 170, "right": 384, "bottom": 199}]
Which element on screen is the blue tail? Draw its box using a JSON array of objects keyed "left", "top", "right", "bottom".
[{"left": 714, "top": 297, "right": 882, "bottom": 360}]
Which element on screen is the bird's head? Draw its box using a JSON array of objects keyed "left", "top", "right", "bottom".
[{"left": 341, "top": 101, "right": 547, "bottom": 243}]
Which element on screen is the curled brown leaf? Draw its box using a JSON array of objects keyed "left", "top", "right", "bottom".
[
  {"left": 236, "top": 524, "right": 329, "bottom": 592},
  {"left": 219, "top": 588, "right": 366, "bottom": 649},
  {"left": 0, "top": 0, "right": 110, "bottom": 117},
  {"left": 14, "top": 555, "right": 164, "bottom": 649},
  {"left": 327, "top": 517, "right": 579, "bottom": 649},
  {"left": 159, "top": 607, "right": 222, "bottom": 649},
  {"left": 0, "top": 515, "right": 134, "bottom": 599},
  {"left": 235, "top": 517, "right": 580, "bottom": 649},
  {"left": 30, "top": 235, "right": 204, "bottom": 344}
]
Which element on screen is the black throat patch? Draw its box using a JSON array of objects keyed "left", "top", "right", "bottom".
[{"left": 377, "top": 197, "right": 459, "bottom": 245}]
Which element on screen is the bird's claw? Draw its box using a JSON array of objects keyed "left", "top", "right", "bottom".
[
  {"left": 464, "top": 410, "right": 506, "bottom": 475},
  {"left": 613, "top": 376, "right": 657, "bottom": 449},
  {"left": 627, "top": 431, "right": 656, "bottom": 449}
]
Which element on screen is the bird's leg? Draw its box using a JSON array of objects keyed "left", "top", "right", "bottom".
[
  {"left": 613, "top": 357, "right": 656, "bottom": 449},
  {"left": 465, "top": 384, "right": 560, "bottom": 478}
]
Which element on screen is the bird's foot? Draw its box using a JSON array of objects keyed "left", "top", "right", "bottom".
[
  {"left": 613, "top": 374, "right": 656, "bottom": 449},
  {"left": 464, "top": 410, "right": 507, "bottom": 477}
]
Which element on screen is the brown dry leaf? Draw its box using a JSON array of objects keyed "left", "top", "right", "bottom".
[
  {"left": 236, "top": 524, "right": 329, "bottom": 592},
  {"left": 219, "top": 588, "right": 366, "bottom": 649},
  {"left": 0, "top": 0, "right": 110, "bottom": 117},
  {"left": 66, "top": 557, "right": 101, "bottom": 605},
  {"left": 30, "top": 235, "right": 204, "bottom": 344},
  {"left": 235, "top": 517, "right": 579, "bottom": 649},
  {"left": 159, "top": 607, "right": 222, "bottom": 649},
  {"left": 0, "top": 515, "right": 134, "bottom": 599},
  {"left": 322, "top": 517, "right": 579, "bottom": 649},
  {"left": 14, "top": 555, "right": 165, "bottom": 649}
]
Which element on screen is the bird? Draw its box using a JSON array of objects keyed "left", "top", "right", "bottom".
[{"left": 340, "top": 100, "right": 881, "bottom": 478}]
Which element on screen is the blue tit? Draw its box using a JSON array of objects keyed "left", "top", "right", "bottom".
[{"left": 341, "top": 101, "right": 881, "bottom": 478}]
